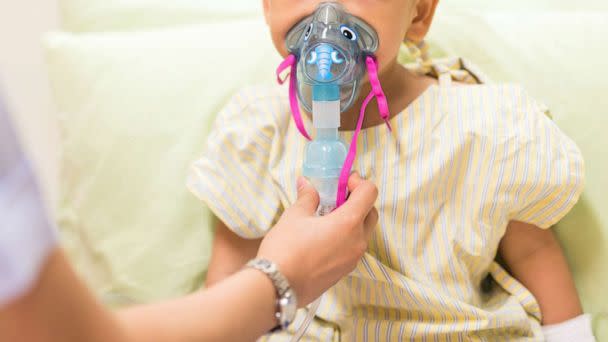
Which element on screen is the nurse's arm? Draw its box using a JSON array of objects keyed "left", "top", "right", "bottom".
[{"left": 0, "top": 248, "right": 278, "bottom": 342}]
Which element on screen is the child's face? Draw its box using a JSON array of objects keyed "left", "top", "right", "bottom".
[{"left": 263, "top": 0, "right": 437, "bottom": 72}]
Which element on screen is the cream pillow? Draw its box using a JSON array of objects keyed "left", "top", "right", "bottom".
[
  {"left": 60, "top": 0, "right": 261, "bottom": 32},
  {"left": 45, "top": 18, "right": 280, "bottom": 304}
]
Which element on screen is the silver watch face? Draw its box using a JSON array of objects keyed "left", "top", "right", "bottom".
[{"left": 278, "top": 289, "right": 298, "bottom": 327}]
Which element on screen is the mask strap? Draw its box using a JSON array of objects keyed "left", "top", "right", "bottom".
[
  {"left": 366, "top": 56, "right": 392, "bottom": 131},
  {"left": 336, "top": 56, "right": 391, "bottom": 207},
  {"left": 336, "top": 90, "right": 375, "bottom": 207},
  {"left": 277, "top": 54, "right": 312, "bottom": 140}
]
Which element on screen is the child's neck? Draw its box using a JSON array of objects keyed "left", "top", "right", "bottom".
[{"left": 339, "top": 59, "right": 437, "bottom": 131}]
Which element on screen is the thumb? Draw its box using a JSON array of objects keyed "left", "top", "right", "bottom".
[{"left": 293, "top": 177, "right": 320, "bottom": 215}]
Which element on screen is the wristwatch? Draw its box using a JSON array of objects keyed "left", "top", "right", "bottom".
[{"left": 246, "top": 258, "right": 298, "bottom": 331}]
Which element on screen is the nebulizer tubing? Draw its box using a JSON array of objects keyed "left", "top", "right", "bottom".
[{"left": 291, "top": 297, "right": 322, "bottom": 341}]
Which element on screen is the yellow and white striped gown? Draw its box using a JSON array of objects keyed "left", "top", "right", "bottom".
[{"left": 188, "top": 64, "right": 584, "bottom": 341}]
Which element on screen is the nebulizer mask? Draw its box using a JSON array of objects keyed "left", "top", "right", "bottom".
[
  {"left": 276, "top": 1, "right": 391, "bottom": 339},
  {"left": 277, "top": 1, "right": 390, "bottom": 214}
]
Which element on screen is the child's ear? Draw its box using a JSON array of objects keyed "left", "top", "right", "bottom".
[
  {"left": 405, "top": 0, "right": 439, "bottom": 43},
  {"left": 262, "top": 0, "right": 270, "bottom": 25}
]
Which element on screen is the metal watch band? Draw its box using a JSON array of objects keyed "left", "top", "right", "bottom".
[
  {"left": 246, "top": 258, "right": 290, "bottom": 296},
  {"left": 246, "top": 258, "right": 297, "bottom": 330}
]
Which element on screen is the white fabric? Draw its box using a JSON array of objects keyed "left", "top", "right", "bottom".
[
  {"left": 0, "top": 98, "right": 57, "bottom": 308},
  {"left": 0, "top": 99, "right": 20, "bottom": 172},
  {"left": 542, "top": 314, "right": 596, "bottom": 342}
]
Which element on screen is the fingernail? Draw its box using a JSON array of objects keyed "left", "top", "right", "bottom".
[
  {"left": 350, "top": 171, "right": 360, "bottom": 177},
  {"left": 297, "top": 176, "right": 307, "bottom": 191}
]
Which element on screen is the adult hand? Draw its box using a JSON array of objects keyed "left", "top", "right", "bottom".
[{"left": 257, "top": 173, "right": 379, "bottom": 306}]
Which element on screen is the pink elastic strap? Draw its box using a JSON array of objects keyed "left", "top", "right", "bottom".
[
  {"left": 336, "top": 56, "right": 391, "bottom": 207},
  {"left": 365, "top": 56, "right": 392, "bottom": 131},
  {"left": 276, "top": 54, "right": 295, "bottom": 84},
  {"left": 336, "top": 90, "right": 375, "bottom": 207},
  {"left": 277, "top": 54, "right": 311, "bottom": 140}
]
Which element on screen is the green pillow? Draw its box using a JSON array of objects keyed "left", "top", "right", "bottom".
[
  {"left": 425, "top": 9, "right": 608, "bottom": 337},
  {"left": 44, "top": 18, "right": 280, "bottom": 304}
]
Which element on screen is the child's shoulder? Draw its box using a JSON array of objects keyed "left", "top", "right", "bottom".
[
  {"left": 208, "top": 83, "right": 291, "bottom": 144},
  {"left": 440, "top": 83, "right": 553, "bottom": 140},
  {"left": 448, "top": 83, "right": 548, "bottom": 116},
  {"left": 446, "top": 84, "right": 584, "bottom": 229}
]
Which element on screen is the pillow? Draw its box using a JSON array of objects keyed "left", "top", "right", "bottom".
[
  {"left": 59, "top": 0, "right": 261, "bottom": 32},
  {"left": 44, "top": 18, "right": 280, "bottom": 304},
  {"left": 426, "top": 9, "right": 608, "bottom": 337}
]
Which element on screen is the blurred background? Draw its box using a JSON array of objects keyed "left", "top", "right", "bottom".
[
  {"left": 1, "top": 0, "right": 61, "bottom": 204},
  {"left": 1, "top": 0, "right": 607, "bottom": 338}
]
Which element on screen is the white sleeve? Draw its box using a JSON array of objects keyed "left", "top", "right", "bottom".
[
  {"left": 187, "top": 90, "right": 284, "bottom": 239},
  {"left": 0, "top": 98, "right": 57, "bottom": 308},
  {"left": 542, "top": 314, "right": 596, "bottom": 342}
]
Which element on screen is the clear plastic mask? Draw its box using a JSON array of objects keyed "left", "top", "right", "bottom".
[{"left": 285, "top": 2, "right": 379, "bottom": 112}]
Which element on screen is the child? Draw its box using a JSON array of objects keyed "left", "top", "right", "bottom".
[{"left": 188, "top": 1, "right": 595, "bottom": 340}]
